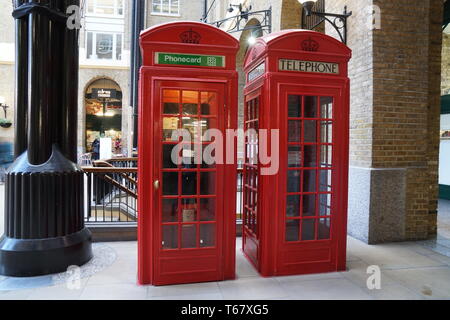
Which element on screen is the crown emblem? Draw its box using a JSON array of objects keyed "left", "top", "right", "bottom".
[
  {"left": 180, "top": 29, "right": 201, "bottom": 44},
  {"left": 301, "top": 37, "right": 319, "bottom": 51}
]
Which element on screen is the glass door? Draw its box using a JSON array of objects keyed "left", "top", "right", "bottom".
[
  {"left": 285, "top": 94, "right": 334, "bottom": 243},
  {"left": 153, "top": 81, "right": 225, "bottom": 284}
]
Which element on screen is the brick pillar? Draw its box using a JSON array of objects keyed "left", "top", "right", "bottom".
[{"left": 325, "top": 0, "right": 442, "bottom": 243}]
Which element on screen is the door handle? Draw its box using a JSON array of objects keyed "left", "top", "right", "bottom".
[{"left": 154, "top": 180, "right": 160, "bottom": 190}]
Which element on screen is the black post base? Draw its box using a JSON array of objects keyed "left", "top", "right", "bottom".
[{"left": 0, "top": 228, "right": 92, "bottom": 277}]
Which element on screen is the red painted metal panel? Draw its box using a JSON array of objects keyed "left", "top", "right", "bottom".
[
  {"left": 138, "top": 22, "right": 239, "bottom": 286},
  {"left": 243, "top": 30, "right": 351, "bottom": 277}
]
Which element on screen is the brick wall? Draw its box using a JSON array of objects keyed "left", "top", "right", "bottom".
[{"left": 327, "top": 0, "right": 442, "bottom": 241}]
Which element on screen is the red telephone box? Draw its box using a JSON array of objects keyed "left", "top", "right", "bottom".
[
  {"left": 242, "top": 30, "right": 351, "bottom": 277},
  {"left": 138, "top": 22, "right": 239, "bottom": 286}
]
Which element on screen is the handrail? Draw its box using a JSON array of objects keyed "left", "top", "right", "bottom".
[{"left": 82, "top": 167, "right": 138, "bottom": 173}]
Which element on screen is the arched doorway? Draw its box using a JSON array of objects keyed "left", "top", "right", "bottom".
[{"left": 84, "top": 78, "right": 123, "bottom": 159}]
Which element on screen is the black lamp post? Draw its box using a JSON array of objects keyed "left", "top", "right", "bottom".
[
  {"left": 298, "top": 0, "right": 352, "bottom": 44},
  {"left": 0, "top": 0, "right": 92, "bottom": 277}
]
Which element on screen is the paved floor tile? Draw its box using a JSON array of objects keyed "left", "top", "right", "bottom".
[
  {"left": 80, "top": 283, "right": 147, "bottom": 300},
  {"left": 148, "top": 282, "right": 221, "bottom": 298},
  {"left": 218, "top": 277, "right": 289, "bottom": 300}
]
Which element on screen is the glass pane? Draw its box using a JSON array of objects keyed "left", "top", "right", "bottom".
[
  {"left": 303, "top": 194, "right": 316, "bottom": 217},
  {"left": 162, "top": 225, "right": 178, "bottom": 249},
  {"left": 320, "top": 96, "right": 333, "bottom": 119},
  {"left": 163, "top": 172, "right": 178, "bottom": 195},
  {"left": 183, "top": 103, "right": 198, "bottom": 115},
  {"left": 320, "top": 144, "right": 332, "bottom": 168},
  {"left": 182, "top": 172, "right": 197, "bottom": 195},
  {"left": 163, "top": 117, "right": 179, "bottom": 141},
  {"left": 320, "top": 121, "right": 333, "bottom": 144},
  {"left": 288, "top": 146, "right": 302, "bottom": 167},
  {"left": 162, "top": 199, "right": 178, "bottom": 222},
  {"left": 201, "top": 92, "right": 218, "bottom": 115},
  {"left": 287, "top": 170, "right": 300, "bottom": 193},
  {"left": 319, "top": 170, "right": 332, "bottom": 192},
  {"left": 200, "top": 224, "right": 215, "bottom": 247},
  {"left": 116, "top": 34, "right": 122, "bottom": 60},
  {"left": 288, "top": 121, "right": 301, "bottom": 142},
  {"left": 163, "top": 90, "right": 180, "bottom": 114},
  {"left": 286, "top": 220, "right": 300, "bottom": 242},
  {"left": 182, "top": 90, "right": 198, "bottom": 104},
  {"left": 286, "top": 195, "right": 300, "bottom": 217},
  {"left": 302, "top": 219, "right": 316, "bottom": 241},
  {"left": 303, "top": 170, "right": 316, "bottom": 193},
  {"left": 304, "top": 145, "right": 317, "bottom": 167},
  {"left": 96, "top": 33, "right": 113, "bottom": 59},
  {"left": 288, "top": 95, "right": 301, "bottom": 118},
  {"left": 318, "top": 218, "right": 331, "bottom": 240},
  {"left": 181, "top": 224, "right": 196, "bottom": 248},
  {"left": 319, "top": 193, "right": 332, "bottom": 216},
  {"left": 181, "top": 198, "right": 197, "bottom": 222},
  {"left": 200, "top": 172, "right": 216, "bottom": 195},
  {"left": 162, "top": 0, "right": 170, "bottom": 13},
  {"left": 86, "top": 32, "right": 93, "bottom": 59},
  {"left": 163, "top": 144, "right": 178, "bottom": 168},
  {"left": 182, "top": 117, "right": 199, "bottom": 141},
  {"left": 202, "top": 144, "right": 216, "bottom": 168},
  {"left": 201, "top": 118, "right": 218, "bottom": 142},
  {"left": 200, "top": 198, "right": 216, "bottom": 221},
  {"left": 304, "top": 96, "right": 318, "bottom": 118},
  {"left": 304, "top": 120, "right": 317, "bottom": 143}
]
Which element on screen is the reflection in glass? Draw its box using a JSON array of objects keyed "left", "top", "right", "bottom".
[
  {"left": 318, "top": 218, "right": 331, "bottom": 240},
  {"left": 181, "top": 198, "right": 197, "bottom": 222},
  {"left": 163, "top": 172, "right": 178, "bottom": 195},
  {"left": 200, "top": 172, "right": 216, "bottom": 195},
  {"left": 320, "top": 121, "right": 333, "bottom": 144},
  {"left": 288, "top": 95, "right": 301, "bottom": 118},
  {"left": 182, "top": 172, "right": 197, "bottom": 195},
  {"left": 302, "top": 219, "right": 315, "bottom": 241},
  {"left": 320, "top": 144, "right": 332, "bottom": 168},
  {"left": 319, "top": 193, "right": 332, "bottom": 216},
  {"left": 302, "top": 194, "right": 316, "bottom": 217},
  {"left": 202, "top": 144, "right": 216, "bottom": 168},
  {"left": 163, "top": 90, "right": 180, "bottom": 114},
  {"left": 304, "top": 96, "right": 318, "bottom": 118},
  {"left": 303, "top": 170, "right": 316, "bottom": 193},
  {"left": 304, "top": 120, "right": 317, "bottom": 143},
  {"left": 163, "top": 117, "right": 179, "bottom": 141},
  {"left": 181, "top": 224, "right": 197, "bottom": 248},
  {"left": 162, "top": 225, "right": 178, "bottom": 249},
  {"left": 162, "top": 199, "right": 178, "bottom": 222},
  {"left": 200, "top": 224, "right": 215, "bottom": 247},
  {"left": 287, "top": 170, "right": 300, "bottom": 193},
  {"left": 319, "top": 170, "right": 332, "bottom": 192},
  {"left": 182, "top": 117, "right": 199, "bottom": 141},
  {"left": 163, "top": 144, "right": 178, "bottom": 168},
  {"left": 286, "top": 220, "right": 300, "bottom": 241},
  {"left": 182, "top": 103, "right": 198, "bottom": 115},
  {"left": 288, "top": 120, "right": 301, "bottom": 142},
  {"left": 288, "top": 146, "right": 302, "bottom": 167},
  {"left": 182, "top": 90, "right": 198, "bottom": 104},
  {"left": 201, "top": 92, "right": 218, "bottom": 115},
  {"left": 200, "top": 198, "right": 216, "bottom": 221},
  {"left": 286, "top": 195, "right": 300, "bottom": 217},
  {"left": 304, "top": 145, "right": 317, "bottom": 167},
  {"left": 320, "top": 96, "right": 333, "bottom": 119},
  {"left": 201, "top": 118, "right": 218, "bottom": 141}
]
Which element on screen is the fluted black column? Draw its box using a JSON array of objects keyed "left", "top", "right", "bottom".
[{"left": 0, "top": 0, "right": 92, "bottom": 277}]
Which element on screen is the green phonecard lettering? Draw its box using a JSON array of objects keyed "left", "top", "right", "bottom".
[{"left": 155, "top": 52, "right": 226, "bottom": 68}]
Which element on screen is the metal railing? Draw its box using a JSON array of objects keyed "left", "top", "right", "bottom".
[{"left": 82, "top": 158, "right": 138, "bottom": 225}]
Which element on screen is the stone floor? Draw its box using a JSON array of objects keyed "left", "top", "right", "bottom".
[{"left": 1, "top": 183, "right": 450, "bottom": 300}]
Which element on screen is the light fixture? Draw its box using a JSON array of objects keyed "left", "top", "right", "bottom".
[
  {"left": 297, "top": 0, "right": 352, "bottom": 44},
  {"left": 248, "top": 36, "right": 257, "bottom": 45},
  {"left": 297, "top": 0, "right": 318, "bottom": 16}
]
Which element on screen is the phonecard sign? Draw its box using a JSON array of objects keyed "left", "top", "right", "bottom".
[{"left": 155, "top": 52, "right": 226, "bottom": 68}]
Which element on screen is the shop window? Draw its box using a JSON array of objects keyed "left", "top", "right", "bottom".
[
  {"left": 86, "top": 32, "right": 123, "bottom": 61},
  {"left": 87, "top": 0, "right": 124, "bottom": 16}
]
